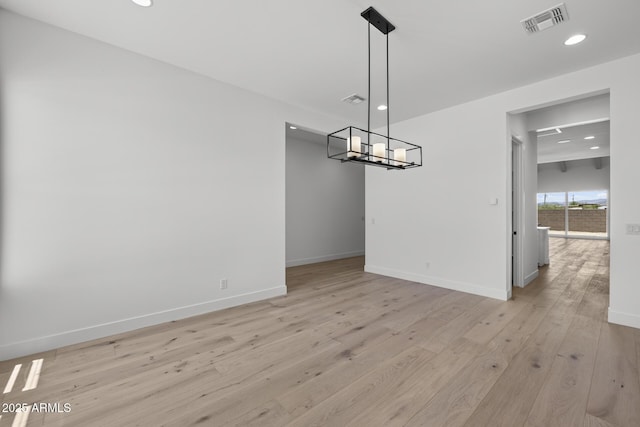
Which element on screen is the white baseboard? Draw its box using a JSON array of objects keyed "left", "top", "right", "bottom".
[
  {"left": 0, "top": 286, "right": 287, "bottom": 361},
  {"left": 286, "top": 250, "right": 364, "bottom": 267},
  {"left": 608, "top": 308, "right": 640, "bottom": 330},
  {"left": 524, "top": 270, "right": 539, "bottom": 286},
  {"left": 364, "top": 265, "right": 510, "bottom": 301}
]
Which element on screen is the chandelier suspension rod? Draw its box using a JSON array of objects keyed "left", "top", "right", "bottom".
[
  {"left": 367, "top": 20, "right": 371, "bottom": 138},
  {"left": 365, "top": 15, "right": 391, "bottom": 144},
  {"left": 386, "top": 31, "right": 390, "bottom": 144}
]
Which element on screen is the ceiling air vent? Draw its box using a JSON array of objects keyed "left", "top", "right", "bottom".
[
  {"left": 341, "top": 93, "right": 366, "bottom": 105},
  {"left": 521, "top": 3, "right": 569, "bottom": 34}
]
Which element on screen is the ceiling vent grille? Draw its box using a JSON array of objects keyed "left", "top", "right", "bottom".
[
  {"left": 521, "top": 3, "right": 569, "bottom": 34},
  {"left": 341, "top": 93, "right": 366, "bottom": 105}
]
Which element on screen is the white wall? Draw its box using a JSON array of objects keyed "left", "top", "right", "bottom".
[
  {"left": 523, "top": 130, "right": 540, "bottom": 285},
  {"left": 538, "top": 158, "right": 610, "bottom": 193},
  {"left": 286, "top": 133, "right": 364, "bottom": 266},
  {"left": 365, "top": 98, "right": 512, "bottom": 300},
  {"left": 526, "top": 93, "right": 610, "bottom": 131},
  {"left": 0, "top": 11, "right": 346, "bottom": 360},
  {"left": 366, "top": 52, "right": 640, "bottom": 330}
]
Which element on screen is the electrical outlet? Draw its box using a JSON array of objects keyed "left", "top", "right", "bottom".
[
  {"left": 220, "top": 279, "right": 228, "bottom": 290},
  {"left": 626, "top": 224, "right": 640, "bottom": 235}
]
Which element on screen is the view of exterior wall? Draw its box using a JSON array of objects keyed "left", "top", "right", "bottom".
[{"left": 538, "top": 209, "right": 607, "bottom": 232}]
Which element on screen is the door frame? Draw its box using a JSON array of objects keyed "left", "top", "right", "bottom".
[{"left": 511, "top": 136, "right": 525, "bottom": 289}]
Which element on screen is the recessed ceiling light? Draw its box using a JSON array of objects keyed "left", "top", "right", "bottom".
[
  {"left": 584, "top": 136, "right": 595, "bottom": 140},
  {"left": 131, "top": 0, "right": 153, "bottom": 7},
  {"left": 557, "top": 140, "right": 570, "bottom": 144},
  {"left": 536, "top": 127, "right": 562, "bottom": 133},
  {"left": 564, "top": 34, "right": 586, "bottom": 46},
  {"left": 538, "top": 128, "right": 562, "bottom": 138},
  {"left": 377, "top": 105, "right": 388, "bottom": 111},
  {"left": 590, "top": 146, "right": 600, "bottom": 150},
  {"left": 289, "top": 126, "right": 297, "bottom": 130}
]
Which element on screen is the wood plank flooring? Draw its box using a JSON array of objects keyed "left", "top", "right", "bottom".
[{"left": 2, "top": 238, "right": 639, "bottom": 426}]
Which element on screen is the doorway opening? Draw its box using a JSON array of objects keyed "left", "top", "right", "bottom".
[
  {"left": 507, "top": 91, "right": 610, "bottom": 297},
  {"left": 285, "top": 123, "right": 365, "bottom": 272}
]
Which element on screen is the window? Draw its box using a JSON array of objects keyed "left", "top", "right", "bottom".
[
  {"left": 537, "top": 192, "right": 566, "bottom": 235},
  {"left": 537, "top": 190, "right": 608, "bottom": 238}
]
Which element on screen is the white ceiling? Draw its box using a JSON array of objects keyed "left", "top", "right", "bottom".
[
  {"left": 2, "top": 1, "right": 640, "bottom": 129},
  {"left": 537, "top": 120, "right": 609, "bottom": 164}
]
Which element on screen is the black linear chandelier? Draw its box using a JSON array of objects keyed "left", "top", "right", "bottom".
[{"left": 327, "top": 7, "right": 422, "bottom": 170}]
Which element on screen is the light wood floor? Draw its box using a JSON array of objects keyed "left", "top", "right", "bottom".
[{"left": 1, "top": 238, "right": 639, "bottom": 426}]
